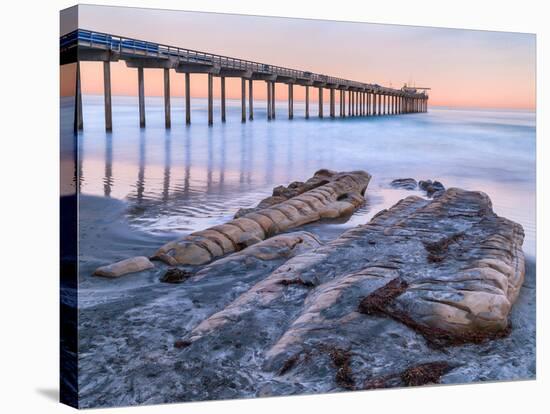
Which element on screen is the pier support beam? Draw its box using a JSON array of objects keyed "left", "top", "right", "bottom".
[
  {"left": 271, "top": 82, "right": 276, "bottom": 119},
  {"left": 372, "top": 94, "right": 376, "bottom": 116},
  {"left": 343, "top": 90, "right": 347, "bottom": 117},
  {"left": 137, "top": 67, "right": 145, "bottom": 127},
  {"left": 318, "top": 87, "right": 323, "bottom": 118},
  {"left": 367, "top": 93, "right": 371, "bottom": 116},
  {"left": 241, "top": 78, "right": 246, "bottom": 123},
  {"left": 103, "top": 61, "right": 112, "bottom": 132},
  {"left": 348, "top": 91, "right": 352, "bottom": 116},
  {"left": 267, "top": 81, "right": 272, "bottom": 120},
  {"left": 249, "top": 80, "right": 254, "bottom": 120},
  {"left": 163, "top": 68, "right": 171, "bottom": 128},
  {"left": 221, "top": 76, "right": 226, "bottom": 123},
  {"left": 288, "top": 83, "right": 294, "bottom": 119},
  {"left": 305, "top": 85, "right": 310, "bottom": 119},
  {"left": 329, "top": 88, "right": 335, "bottom": 118},
  {"left": 378, "top": 93, "right": 382, "bottom": 115},
  {"left": 185, "top": 73, "right": 191, "bottom": 125},
  {"left": 207, "top": 73, "right": 213, "bottom": 126},
  {"left": 75, "top": 61, "right": 83, "bottom": 131}
]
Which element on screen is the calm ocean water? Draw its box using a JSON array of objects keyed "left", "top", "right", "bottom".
[{"left": 76, "top": 94, "right": 536, "bottom": 257}]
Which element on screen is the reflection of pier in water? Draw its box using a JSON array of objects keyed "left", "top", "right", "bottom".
[
  {"left": 61, "top": 29, "right": 430, "bottom": 132},
  {"left": 78, "top": 123, "right": 333, "bottom": 208}
]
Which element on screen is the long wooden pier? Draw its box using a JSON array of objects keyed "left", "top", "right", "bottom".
[{"left": 61, "top": 29, "right": 429, "bottom": 131}]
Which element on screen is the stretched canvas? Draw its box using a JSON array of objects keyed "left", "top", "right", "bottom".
[{"left": 60, "top": 4, "right": 536, "bottom": 409}]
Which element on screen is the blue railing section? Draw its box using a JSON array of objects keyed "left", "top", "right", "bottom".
[{"left": 60, "top": 29, "right": 425, "bottom": 97}]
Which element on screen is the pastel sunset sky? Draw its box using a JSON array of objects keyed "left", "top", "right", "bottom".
[{"left": 72, "top": 5, "right": 536, "bottom": 109}]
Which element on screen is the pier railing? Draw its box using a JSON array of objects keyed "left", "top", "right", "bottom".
[{"left": 61, "top": 29, "right": 424, "bottom": 95}]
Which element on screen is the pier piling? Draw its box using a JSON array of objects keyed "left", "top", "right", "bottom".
[
  {"left": 305, "top": 86, "right": 310, "bottom": 119},
  {"left": 288, "top": 84, "right": 294, "bottom": 119},
  {"left": 221, "top": 76, "right": 226, "bottom": 123},
  {"left": 241, "top": 78, "right": 246, "bottom": 123},
  {"left": 138, "top": 67, "right": 145, "bottom": 127},
  {"left": 220, "top": 76, "right": 226, "bottom": 122},
  {"left": 185, "top": 73, "right": 191, "bottom": 125},
  {"left": 249, "top": 80, "right": 254, "bottom": 120},
  {"left": 208, "top": 73, "right": 213, "bottom": 126},
  {"left": 75, "top": 61, "right": 83, "bottom": 131},
  {"left": 271, "top": 82, "right": 276, "bottom": 119},
  {"left": 267, "top": 81, "right": 272, "bottom": 120},
  {"left": 163, "top": 68, "right": 171, "bottom": 128},
  {"left": 318, "top": 87, "right": 323, "bottom": 118},
  {"left": 103, "top": 61, "right": 112, "bottom": 132}
]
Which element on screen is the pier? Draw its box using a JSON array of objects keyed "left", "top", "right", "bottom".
[{"left": 60, "top": 29, "right": 429, "bottom": 131}]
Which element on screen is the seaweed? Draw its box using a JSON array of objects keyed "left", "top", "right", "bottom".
[
  {"left": 423, "top": 232, "right": 464, "bottom": 263},
  {"left": 364, "top": 361, "right": 455, "bottom": 389},
  {"left": 358, "top": 276, "right": 510, "bottom": 348}
]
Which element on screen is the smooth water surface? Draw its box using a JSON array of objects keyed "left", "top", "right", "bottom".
[{"left": 76, "top": 94, "right": 536, "bottom": 257}]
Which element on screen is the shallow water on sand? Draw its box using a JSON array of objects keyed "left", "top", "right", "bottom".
[{"left": 76, "top": 95, "right": 536, "bottom": 257}]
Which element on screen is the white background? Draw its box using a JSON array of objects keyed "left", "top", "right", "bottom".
[{"left": 0, "top": 0, "right": 547, "bottom": 412}]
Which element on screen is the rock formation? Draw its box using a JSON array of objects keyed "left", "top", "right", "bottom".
[
  {"left": 152, "top": 170, "right": 371, "bottom": 266},
  {"left": 93, "top": 256, "right": 154, "bottom": 278},
  {"left": 181, "top": 188, "right": 524, "bottom": 377},
  {"left": 390, "top": 178, "right": 417, "bottom": 190},
  {"left": 192, "top": 231, "right": 322, "bottom": 281},
  {"left": 419, "top": 179, "right": 445, "bottom": 197}
]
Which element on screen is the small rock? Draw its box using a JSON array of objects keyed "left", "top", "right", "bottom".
[
  {"left": 93, "top": 256, "right": 154, "bottom": 278},
  {"left": 390, "top": 178, "right": 417, "bottom": 190},
  {"left": 160, "top": 268, "right": 192, "bottom": 284},
  {"left": 418, "top": 179, "right": 432, "bottom": 190},
  {"left": 419, "top": 179, "right": 445, "bottom": 197},
  {"left": 174, "top": 340, "right": 192, "bottom": 349}
]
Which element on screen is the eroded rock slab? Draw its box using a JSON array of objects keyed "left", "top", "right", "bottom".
[
  {"left": 152, "top": 170, "right": 371, "bottom": 266},
  {"left": 192, "top": 231, "right": 322, "bottom": 281},
  {"left": 235, "top": 169, "right": 343, "bottom": 217},
  {"left": 180, "top": 188, "right": 524, "bottom": 388},
  {"left": 93, "top": 256, "right": 154, "bottom": 278}
]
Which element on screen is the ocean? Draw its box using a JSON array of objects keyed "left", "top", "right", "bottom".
[{"left": 76, "top": 94, "right": 536, "bottom": 257}]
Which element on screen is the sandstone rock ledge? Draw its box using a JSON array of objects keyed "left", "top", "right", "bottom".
[
  {"left": 152, "top": 169, "right": 371, "bottom": 266},
  {"left": 181, "top": 188, "right": 524, "bottom": 379}
]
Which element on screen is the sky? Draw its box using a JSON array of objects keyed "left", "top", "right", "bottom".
[{"left": 67, "top": 5, "right": 536, "bottom": 109}]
